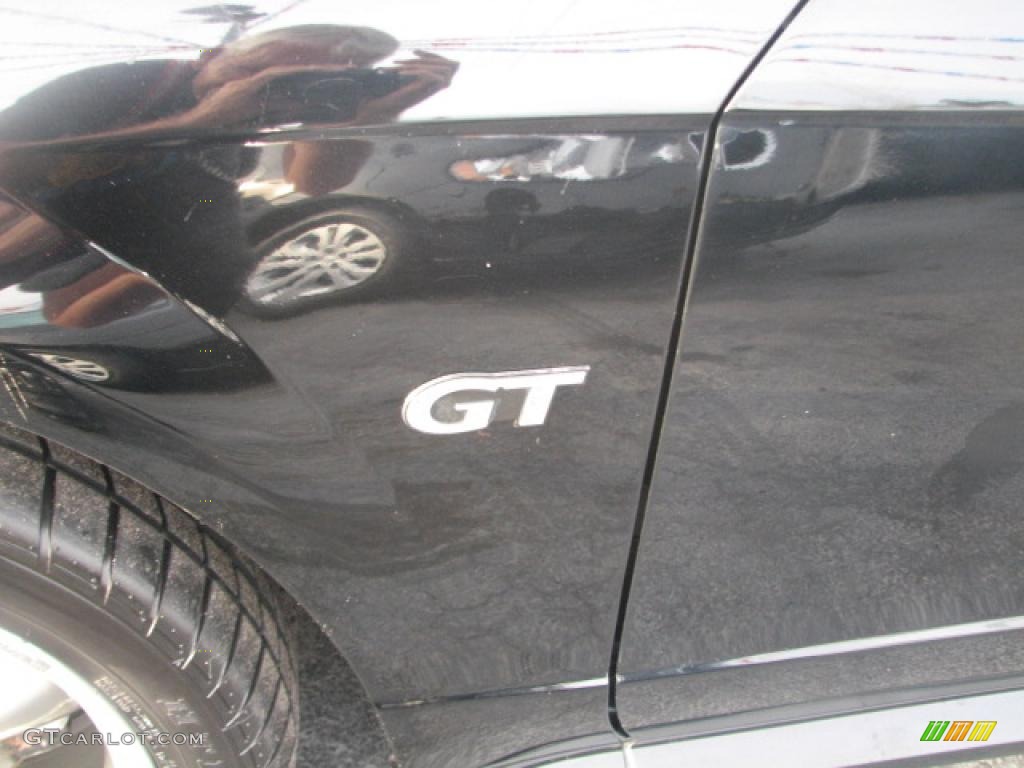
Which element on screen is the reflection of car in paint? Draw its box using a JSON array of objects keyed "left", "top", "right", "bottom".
[
  {"left": 235, "top": 133, "right": 695, "bottom": 314},
  {"left": 237, "top": 123, "right": 1015, "bottom": 318},
  {"left": 1, "top": 3, "right": 1024, "bottom": 768}
]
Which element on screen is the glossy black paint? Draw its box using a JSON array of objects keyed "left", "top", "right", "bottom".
[
  {"left": 0, "top": 132, "right": 700, "bottom": 765},
  {"left": 0, "top": 197, "right": 271, "bottom": 391},
  {"left": 618, "top": 109, "right": 1024, "bottom": 731},
  {"left": 0, "top": 3, "right": 824, "bottom": 760},
  {"left": 5, "top": 1, "right": 1023, "bottom": 765},
  {"left": 0, "top": 9, "right": 730, "bottom": 758}
]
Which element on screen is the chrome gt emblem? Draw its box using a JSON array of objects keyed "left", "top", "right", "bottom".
[{"left": 402, "top": 367, "right": 589, "bottom": 435}]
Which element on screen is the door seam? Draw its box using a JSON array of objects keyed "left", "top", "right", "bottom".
[{"left": 605, "top": 0, "right": 815, "bottom": 739}]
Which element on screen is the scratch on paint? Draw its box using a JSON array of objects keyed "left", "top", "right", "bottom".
[
  {"left": 183, "top": 202, "right": 197, "bottom": 222},
  {"left": 0, "top": 352, "right": 29, "bottom": 420}
]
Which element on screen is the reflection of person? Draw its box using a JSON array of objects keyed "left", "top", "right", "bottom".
[
  {"left": 0, "top": 203, "right": 160, "bottom": 329},
  {"left": 0, "top": 25, "right": 458, "bottom": 315},
  {"left": 42, "top": 262, "right": 162, "bottom": 329},
  {"left": 0, "top": 200, "right": 64, "bottom": 280},
  {"left": 280, "top": 48, "right": 459, "bottom": 196},
  {"left": 0, "top": 25, "right": 458, "bottom": 143}
]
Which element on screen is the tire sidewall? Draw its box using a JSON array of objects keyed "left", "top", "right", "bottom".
[{"left": 0, "top": 554, "right": 237, "bottom": 768}]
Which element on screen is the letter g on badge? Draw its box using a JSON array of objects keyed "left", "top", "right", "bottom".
[{"left": 402, "top": 367, "right": 590, "bottom": 435}]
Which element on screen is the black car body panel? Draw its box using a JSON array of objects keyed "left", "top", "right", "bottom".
[
  {"left": 0, "top": 0, "right": 1022, "bottom": 765},
  {"left": 0, "top": 2, "right": 804, "bottom": 763},
  {"left": 617, "top": 0, "right": 1024, "bottom": 747},
  {"left": 0, "top": 120, "right": 702, "bottom": 697}
]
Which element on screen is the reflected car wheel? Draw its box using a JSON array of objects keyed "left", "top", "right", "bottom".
[
  {"left": 21, "top": 349, "right": 147, "bottom": 390},
  {"left": 242, "top": 209, "right": 401, "bottom": 316},
  {"left": 27, "top": 353, "right": 111, "bottom": 383}
]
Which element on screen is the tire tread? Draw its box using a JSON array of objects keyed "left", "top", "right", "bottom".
[{"left": 0, "top": 421, "right": 298, "bottom": 768}]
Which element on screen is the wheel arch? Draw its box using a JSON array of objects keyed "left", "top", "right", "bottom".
[
  {"left": 245, "top": 193, "right": 430, "bottom": 249},
  {"left": 0, "top": 363, "right": 385, "bottom": 738}
]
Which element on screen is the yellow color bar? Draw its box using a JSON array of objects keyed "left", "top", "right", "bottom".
[{"left": 967, "top": 721, "right": 997, "bottom": 742}]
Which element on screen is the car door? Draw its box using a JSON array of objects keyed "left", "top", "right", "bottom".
[{"left": 617, "top": 0, "right": 1024, "bottom": 762}]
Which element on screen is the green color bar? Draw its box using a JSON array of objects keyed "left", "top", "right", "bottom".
[{"left": 921, "top": 721, "right": 950, "bottom": 741}]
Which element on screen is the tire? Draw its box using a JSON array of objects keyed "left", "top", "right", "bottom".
[
  {"left": 0, "top": 421, "right": 299, "bottom": 768},
  {"left": 240, "top": 207, "right": 404, "bottom": 318}
]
